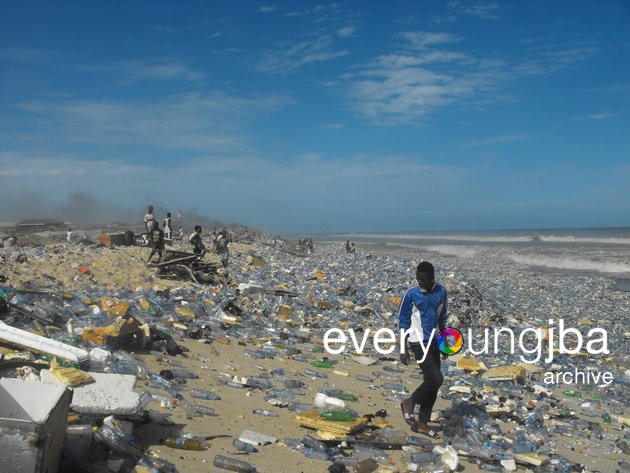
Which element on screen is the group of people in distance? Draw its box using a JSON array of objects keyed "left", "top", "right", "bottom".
[
  {"left": 144, "top": 205, "right": 232, "bottom": 269},
  {"left": 188, "top": 225, "right": 232, "bottom": 268}
]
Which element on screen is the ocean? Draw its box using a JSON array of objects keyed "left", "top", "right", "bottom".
[{"left": 322, "top": 227, "right": 630, "bottom": 281}]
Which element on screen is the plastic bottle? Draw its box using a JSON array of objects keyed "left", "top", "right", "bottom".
[
  {"left": 562, "top": 390, "right": 582, "bottom": 398},
  {"left": 352, "top": 444, "right": 390, "bottom": 463},
  {"left": 303, "top": 448, "right": 335, "bottom": 461},
  {"left": 252, "top": 408, "right": 279, "bottom": 417},
  {"left": 287, "top": 402, "right": 317, "bottom": 413},
  {"left": 147, "top": 373, "right": 174, "bottom": 390},
  {"left": 315, "top": 392, "right": 347, "bottom": 409},
  {"left": 320, "top": 409, "right": 355, "bottom": 421},
  {"left": 233, "top": 438, "right": 258, "bottom": 453},
  {"left": 66, "top": 424, "right": 96, "bottom": 436},
  {"left": 146, "top": 410, "right": 175, "bottom": 425},
  {"left": 523, "top": 403, "right": 549, "bottom": 426},
  {"left": 245, "top": 376, "right": 273, "bottom": 389},
  {"left": 406, "top": 435, "right": 434, "bottom": 450},
  {"left": 355, "top": 375, "right": 373, "bottom": 382},
  {"left": 159, "top": 368, "right": 198, "bottom": 379},
  {"left": 302, "top": 434, "right": 329, "bottom": 453},
  {"left": 93, "top": 425, "right": 143, "bottom": 460},
  {"left": 213, "top": 454, "right": 256, "bottom": 472},
  {"left": 408, "top": 451, "right": 436, "bottom": 464},
  {"left": 190, "top": 388, "right": 221, "bottom": 400},
  {"left": 304, "top": 368, "right": 329, "bottom": 378},
  {"left": 194, "top": 404, "right": 215, "bottom": 416},
  {"left": 382, "top": 383, "right": 408, "bottom": 392},
  {"left": 311, "top": 360, "right": 334, "bottom": 368},
  {"left": 284, "top": 379, "right": 306, "bottom": 388},
  {"left": 148, "top": 392, "right": 177, "bottom": 408},
  {"left": 161, "top": 436, "right": 203, "bottom": 450},
  {"left": 334, "top": 392, "right": 358, "bottom": 401},
  {"left": 266, "top": 388, "right": 300, "bottom": 400},
  {"left": 373, "top": 427, "right": 406, "bottom": 444}
]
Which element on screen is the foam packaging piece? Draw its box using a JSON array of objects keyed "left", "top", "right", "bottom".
[{"left": 40, "top": 370, "right": 140, "bottom": 415}]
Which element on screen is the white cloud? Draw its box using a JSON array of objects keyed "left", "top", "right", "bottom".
[
  {"left": 343, "top": 33, "right": 505, "bottom": 125},
  {"left": 402, "top": 31, "right": 462, "bottom": 49},
  {"left": 337, "top": 26, "right": 356, "bottom": 38},
  {"left": 12, "top": 91, "right": 293, "bottom": 153},
  {"left": 572, "top": 111, "right": 616, "bottom": 121},
  {"left": 448, "top": 1, "right": 501, "bottom": 20},
  {"left": 342, "top": 28, "right": 599, "bottom": 125},
  {"left": 458, "top": 133, "right": 530, "bottom": 148},
  {"left": 259, "top": 5, "right": 276, "bottom": 13},
  {"left": 81, "top": 60, "right": 205, "bottom": 84},
  {"left": 587, "top": 111, "right": 616, "bottom": 120},
  {"left": 257, "top": 36, "right": 349, "bottom": 74}
]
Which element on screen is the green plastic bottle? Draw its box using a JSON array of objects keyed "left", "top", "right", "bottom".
[
  {"left": 311, "top": 360, "right": 334, "bottom": 368},
  {"left": 320, "top": 409, "right": 355, "bottom": 421},
  {"left": 563, "top": 390, "right": 582, "bottom": 398},
  {"left": 335, "top": 392, "right": 358, "bottom": 401}
]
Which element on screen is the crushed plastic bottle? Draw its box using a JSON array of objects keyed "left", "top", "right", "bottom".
[{"left": 213, "top": 454, "right": 256, "bottom": 472}]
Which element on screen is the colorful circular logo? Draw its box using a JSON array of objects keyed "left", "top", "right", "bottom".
[{"left": 437, "top": 328, "right": 464, "bottom": 355}]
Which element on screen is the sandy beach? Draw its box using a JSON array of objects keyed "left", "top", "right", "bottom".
[{"left": 1, "top": 234, "right": 628, "bottom": 473}]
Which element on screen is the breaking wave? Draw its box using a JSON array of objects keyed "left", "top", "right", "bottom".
[
  {"left": 507, "top": 253, "right": 630, "bottom": 275},
  {"left": 337, "top": 232, "right": 630, "bottom": 245}
]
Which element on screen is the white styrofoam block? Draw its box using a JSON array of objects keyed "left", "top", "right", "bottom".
[
  {"left": 239, "top": 429, "right": 277, "bottom": 446},
  {"left": 0, "top": 378, "right": 68, "bottom": 424},
  {"left": 40, "top": 370, "right": 140, "bottom": 415}
]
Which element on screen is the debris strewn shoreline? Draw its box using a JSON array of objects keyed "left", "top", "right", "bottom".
[{"left": 1, "top": 234, "right": 628, "bottom": 473}]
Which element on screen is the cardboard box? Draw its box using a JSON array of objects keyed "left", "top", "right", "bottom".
[{"left": 97, "top": 233, "right": 129, "bottom": 248}]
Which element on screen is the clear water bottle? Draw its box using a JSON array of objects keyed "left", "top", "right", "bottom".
[
  {"left": 252, "top": 408, "right": 278, "bottom": 417},
  {"left": 302, "top": 434, "right": 328, "bottom": 453},
  {"left": 213, "top": 454, "right": 256, "bottom": 472},
  {"left": 190, "top": 388, "right": 220, "bottom": 400}
]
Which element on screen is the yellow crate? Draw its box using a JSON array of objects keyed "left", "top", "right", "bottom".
[{"left": 294, "top": 409, "right": 368, "bottom": 437}]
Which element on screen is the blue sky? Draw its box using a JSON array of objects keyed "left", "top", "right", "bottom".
[{"left": 0, "top": 1, "right": 628, "bottom": 234}]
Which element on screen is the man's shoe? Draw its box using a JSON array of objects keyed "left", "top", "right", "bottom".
[{"left": 400, "top": 398, "right": 416, "bottom": 426}]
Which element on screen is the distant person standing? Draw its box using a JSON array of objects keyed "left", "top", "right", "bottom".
[
  {"left": 147, "top": 222, "right": 165, "bottom": 263},
  {"left": 215, "top": 230, "right": 232, "bottom": 268},
  {"left": 144, "top": 205, "right": 156, "bottom": 234},
  {"left": 164, "top": 212, "right": 172, "bottom": 240},
  {"left": 345, "top": 240, "right": 351, "bottom": 253},
  {"left": 66, "top": 228, "right": 73, "bottom": 243},
  {"left": 189, "top": 225, "right": 205, "bottom": 255}
]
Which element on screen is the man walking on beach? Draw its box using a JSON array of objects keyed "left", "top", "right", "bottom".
[{"left": 398, "top": 261, "right": 447, "bottom": 439}]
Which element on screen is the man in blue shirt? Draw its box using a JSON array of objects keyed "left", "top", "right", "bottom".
[{"left": 398, "top": 261, "right": 447, "bottom": 438}]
